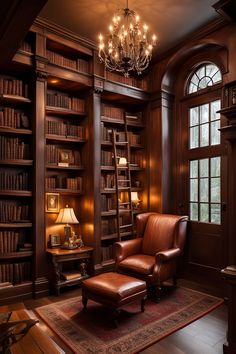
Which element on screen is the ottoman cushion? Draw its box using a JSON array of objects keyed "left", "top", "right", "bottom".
[{"left": 82, "top": 272, "right": 146, "bottom": 302}]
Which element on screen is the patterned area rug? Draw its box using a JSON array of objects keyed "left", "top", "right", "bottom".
[{"left": 35, "top": 287, "right": 223, "bottom": 354}]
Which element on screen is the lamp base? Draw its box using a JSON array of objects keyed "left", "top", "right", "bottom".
[{"left": 60, "top": 244, "right": 78, "bottom": 250}]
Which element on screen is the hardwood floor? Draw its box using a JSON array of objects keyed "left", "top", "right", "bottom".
[{"left": 5, "top": 281, "right": 227, "bottom": 354}]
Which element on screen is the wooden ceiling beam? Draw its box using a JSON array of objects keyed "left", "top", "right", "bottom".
[
  {"left": 0, "top": 0, "right": 47, "bottom": 66},
  {"left": 213, "top": 0, "right": 236, "bottom": 22}
]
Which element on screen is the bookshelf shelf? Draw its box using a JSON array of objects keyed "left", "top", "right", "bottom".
[
  {"left": 0, "top": 160, "right": 33, "bottom": 166},
  {"left": 0, "top": 251, "right": 33, "bottom": 259},
  {"left": 46, "top": 164, "right": 84, "bottom": 171},
  {"left": 45, "top": 134, "right": 86, "bottom": 144},
  {"left": 45, "top": 188, "right": 84, "bottom": 195},
  {"left": 0, "top": 94, "right": 31, "bottom": 104},
  {"left": 0, "top": 190, "right": 32, "bottom": 197},
  {"left": 0, "top": 222, "right": 32, "bottom": 228},
  {"left": 0, "top": 127, "right": 32, "bottom": 135},
  {"left": 45, "top": 106, "right": 85, "bottom": 116}
]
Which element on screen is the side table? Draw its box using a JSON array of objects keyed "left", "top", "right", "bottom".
[{"left": 46, "top": 246, "right": 93, "bottom": 295}]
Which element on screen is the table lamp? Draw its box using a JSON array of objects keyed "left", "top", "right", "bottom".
[
  {"left": 131, "top": 191, "right": 140, "bottom": 210},
  {"left": 55, "top": 205, "right": 79, "bottom": 249}
]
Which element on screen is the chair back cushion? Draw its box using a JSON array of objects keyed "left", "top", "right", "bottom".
[{"left": 142, "top": 214, "right": 183, "bottom": 255}]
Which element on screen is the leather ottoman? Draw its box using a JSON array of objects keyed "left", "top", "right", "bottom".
[{"left": 82, "top": 272, "right": 147, "bottom": 325}]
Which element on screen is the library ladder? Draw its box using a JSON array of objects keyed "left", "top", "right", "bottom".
[{"left": 112, "top": 114, "right": 134, "bottom": 241}]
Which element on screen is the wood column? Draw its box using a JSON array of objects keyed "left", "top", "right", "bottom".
[
  {"left": 148, "top": 90, "right": 174, "bottom": 213},
  {"left": 33, "top": 32, "right": 49, "bottom": 297},
  {"left": 220, "top": 103, "right": 236, "bottom": 354}
]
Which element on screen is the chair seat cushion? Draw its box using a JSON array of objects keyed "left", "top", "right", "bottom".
[{"left": 118, "top": 254, "right": 155, "bottom": 275}]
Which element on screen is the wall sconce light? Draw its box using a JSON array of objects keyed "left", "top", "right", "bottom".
[{"left": 55, "top": 205, "right": 79, "bottom": 249}]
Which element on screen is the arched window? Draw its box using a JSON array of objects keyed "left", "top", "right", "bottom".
[
  {"left": 188, "top": 63, "right": 222, "bottom": 94},
  {"left": 184, "top": 63, "right": 223, "bottom": 224}
]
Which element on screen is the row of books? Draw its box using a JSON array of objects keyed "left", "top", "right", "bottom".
[
  {"left": 45, "top": 176, "right": 82, "bottom": 190},
  {"left": 19, "top": 40, "right": 32, "bottom": 53},
  {"left": 0, "top": 77, "right": 29, "bottom": 97},
  {"left": 106, "top": 71, "right": 148, "bottom": 91},
  {"left": 0, "top": 171, "right": 29, "bottom": 190},
  {"left": 0, "top": 202, "right": 29, "bottom": 222},
  {"left": 101, "top": 245, "right": 114, "bottom": 262},
  {"left": 46, "top": 50, "right": 89, "bottom": 74},
  {"left": 0, "top": 107, "right": 30, "bottom": 129},
  {"left": 101, "top": 174, "right": 115, "bottom": 189},
  {"left": 47, "top": 91, "right": 85, "bottom": 112},
  {"left": 101, "top": 194, "right": 116, "bottom": 212},
  {"left": 101, "top": 219, "right": 117, "bottom": 235},
  {"left": 0, "top": 231, "right": 19, "bottom": 253},
  {"left": 0, "top": 262, "right": 31, "bottom": 284},
  {"left": 101, "top": 124, "right": 142, "bottom": 145},
  {"left": 0, "top": 136, "right": 30, "bottom": 160},
  {"left": 46, "top": 119, "right": 85, "bottom": 138},
  {"left": 101, "top": 150, "right": 113, "bottom": 166},
  {"left": 101, "top": 104, "right": 124, "bottom": 120},
  {"left": 46, "top": 145, "right": 81, "bottom": 166}
]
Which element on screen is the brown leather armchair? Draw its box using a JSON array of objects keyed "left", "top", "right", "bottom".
[{"left": 114, "top": 212, "right": 188, "bottom": 301}]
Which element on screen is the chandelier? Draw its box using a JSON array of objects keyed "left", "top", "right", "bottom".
[{"left": 98, "top": 1, "right": 157, "bottom": 77}]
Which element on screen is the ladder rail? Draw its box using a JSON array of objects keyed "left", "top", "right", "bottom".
[{"left": 111, "top": 113, "right": 134, "bottom": 242}]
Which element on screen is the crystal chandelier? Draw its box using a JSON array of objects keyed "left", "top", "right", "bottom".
[{"left": 98, "top": 1, "right": 157, "bottom": 77}]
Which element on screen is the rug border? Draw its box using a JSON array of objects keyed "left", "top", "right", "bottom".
[{"left": 34, "top": 288, "right": 224, "bottom": 354}]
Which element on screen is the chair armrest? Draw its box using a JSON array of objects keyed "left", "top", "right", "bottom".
[
  {"left": 114, "top": 238, "right": 143, "bottom": 263},
  {"left": 156, "top": 248, "right": 181, "bottom": 263}
]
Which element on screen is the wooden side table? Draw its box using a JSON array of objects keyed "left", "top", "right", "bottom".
[{"left": 46, "top": 246, "right": 93, "bottom": 295}]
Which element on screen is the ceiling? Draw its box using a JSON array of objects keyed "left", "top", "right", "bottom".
[{"left": 39, "top": 0, "right": 220, "bottom": 57}]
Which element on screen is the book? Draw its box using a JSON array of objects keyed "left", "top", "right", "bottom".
[{"left": 61, "top": 271, "right": 81, "bottom": 280}]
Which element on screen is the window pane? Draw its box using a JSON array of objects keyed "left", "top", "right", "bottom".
[
  {"left": 190, "top": 107, "right": 199, "bottom": 126},
  {"left": 189, "top": 83, "right": 197, "bottom": 94},
  {"left": 211, "top": 177, "right": 220, "bottom": 203},
  {"left": 196, "top": 66, "right": 205, "bottom": 79},
  {"left": 199, "top": 77, "right": 211, "bottom": 90},
  {"left": 212, "top": 70, "right": 222, "bottom": 83},
  {"left": 211, "top": 100, "right": 220, "bottom": 121},
  {"left": 200, "top": 158, "right": 208, "bottom": 177},
  {"left": 200, "top": 203, "right": 209, "bottom": 222},
  {"left": 200, "top": 123, "right": 209, "bottom": 147},
  {"left": 200, "top": 104, "right": 209, "bottom": 123},
  {"left": 211, "top": 204, "right": 221, "bottom": 224},
  {"left": 200, "top": 178, "right": 209, "bottom": 202},
  {"left": 190, "top": 179, "right": 198, "bottom": 201},
  {"left": 190, "top": 203, "right": 198, "bottom": 221},
  {"left": 211, "top": 120, "right": 220, "bottom": 145},
  {"left": 206, "top": 64, "right": 218, "bottom": 77},
  {"left": 190, "top": 160, "right": 198, "bottom": 178},
  {"left": 211, "top": 157, "right": 220, "bottom": 177},
  {"left": 190, "top": 126, "right": 199, "bottom": 148}
]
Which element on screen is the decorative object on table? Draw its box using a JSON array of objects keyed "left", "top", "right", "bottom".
[
  {"left": 0, "top": 312, "right": 38, "bottom": 354},
  {"left": 35, "top": 287, "right": 223, "bottom": 354},
  {"left": 49, "top": 234, "right": 61, "bottom": 248},
  {"left": 45, "top": 193, "right": 60, "bottom": 213},
  {"left": 72, "top": 233, "right": 84, "bottom": 248},
  {"left": 131, "top": 191, "right": 141, "bottom": 209},
  {"left": 55, "top": 205, "right": 79, "bottom": 249},
  {"left": 98, "top": 0, "right": 157, "bottom": 77}
]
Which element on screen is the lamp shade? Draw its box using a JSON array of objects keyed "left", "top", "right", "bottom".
[
  {"left": 131, "top": 192, "right": 140, "bottom": 202},
  {"left": 55, "top": 205, "right": 79, "bottom": 224},
  {"left": 119, "top": 157, "right": 127, "bottom": 165}
]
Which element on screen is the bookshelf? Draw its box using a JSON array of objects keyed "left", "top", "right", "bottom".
[
  {"left": 0, "top": 18, "right": 151, "bottom": 300},
  {"left": 0, "top": 73, "right": 34, "bottom": 296},
  {"left": 99, "top": 102, "right": 147, "bottom": 269}
]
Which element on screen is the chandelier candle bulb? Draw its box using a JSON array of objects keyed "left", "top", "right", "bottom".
[{"left": 98, "top": 0, "right": 157, "bottom": 77}]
